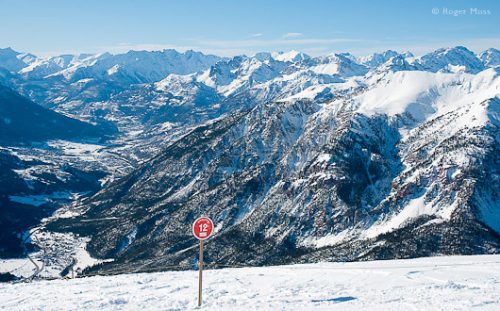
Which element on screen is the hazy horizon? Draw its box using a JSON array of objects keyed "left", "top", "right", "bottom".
[{"left": 1, "top": 0, "right": 498, "bottom": 57}]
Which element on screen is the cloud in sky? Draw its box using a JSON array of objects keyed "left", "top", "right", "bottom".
[
  {"left": 251, "top": 33, "right": 263, "bottom": 37},
  {"left": 283, "top": 32, "right": 303, "bottom": 39}
]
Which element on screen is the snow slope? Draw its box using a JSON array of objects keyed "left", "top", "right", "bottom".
[
  {"left": 1, "top": 255, "right": 499, "bottom": 310},
  {"left": 355, "top": 69, "right": 499, "bottom": 120}
]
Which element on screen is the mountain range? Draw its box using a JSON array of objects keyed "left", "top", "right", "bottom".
[{"left": 0, "top": 45, "right": 499, "bottom": 277}]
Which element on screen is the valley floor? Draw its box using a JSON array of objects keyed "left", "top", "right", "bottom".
[{"left": 1, "top": 255, "right": 500, "bottom": 310}]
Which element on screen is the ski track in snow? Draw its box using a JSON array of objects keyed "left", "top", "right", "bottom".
[{"left": 1, "top": 255, "right": 500, "bottom": 310}]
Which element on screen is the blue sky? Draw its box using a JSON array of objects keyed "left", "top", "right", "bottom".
[{"left": 1, "top": 0, "right": 499, "bottom": 57}]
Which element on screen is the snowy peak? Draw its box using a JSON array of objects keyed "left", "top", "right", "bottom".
[
  {"left": 310, "top": 53, "right": 368, "bottom": 77},
  {"left": 356, "top": 68, "right": 499, "bottom": 121},
  {"left": 253, "top": 52, "right": 273, "bottom": 62},
  {"left": 1, "top": 48, "right": 221, "bottom": 83},
  {"left": 480, "top": 48, "right": 500, "bottom": 67},
  {"left": 361, "top": 50, "right": 400, "bottom": 68},
  {"left": 19, "top": 53, "right": 99, "bottom": 78},
  {"left": 43, "top": 49, "right": 221, "bottom": 83},
  {"left": 0, "top": 47, "right": 32, "bottom": 72},
  {"left": 198, "top": 56, "right": 245, "bottom": 87},
  {"left": 417, "top": 46, "right": 485, "bottom": 73},
  {"left": 272, "top": 50, "right": 310, "bottom": 62},
  {"left": 377, "top": 54, "right": 416, "bottom": 72},
  {"left": 17, "top": 52, "right": 37, "bottom": 66},
  {"left": 197, "top": 55, "right": 288, "bottom": 96},
  {"left": 154, "top": 73, "right": 221, "bottom": 106}
]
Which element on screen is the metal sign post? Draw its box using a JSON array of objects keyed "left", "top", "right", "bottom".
[
  {"left": 192, "top": 216, "right": 214, "bottom": 307},
  {"left": 198, "top": 239, "right": 204, "bottom": 307}
]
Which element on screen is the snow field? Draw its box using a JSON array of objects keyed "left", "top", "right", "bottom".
[{"left": 1, "top": 255, "right": 499, "bottom": 310}]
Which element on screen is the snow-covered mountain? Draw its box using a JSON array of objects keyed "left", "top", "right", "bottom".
[
  {"left": 15, "top": 49, "right": 222, "bottom": 84},
  {"left": 415, "top": 46, "right": 486, "bottom": 73},
  {"left": 0, "top": 48, "right": 35, "bottom": 72},
  {"left": 19, "top": 53, "right": 96, "bottom": 79},
  {"left": 480, "top": 48, "right": 500, "bottom": 67},
  {"left": 306, "top": 53, "right": 368, "bottom": 77},
  {"left": 272, "top": 50, "right": 311, "bottom": 62},
  {"left": 0, "top": 45, "right": 499, "bottom": 278},
  {"left": 0, "top": 46, "right": 493, "bottom": 129},
  {"left": 360, "top": 50, "right": 399, "bottom": 68}
]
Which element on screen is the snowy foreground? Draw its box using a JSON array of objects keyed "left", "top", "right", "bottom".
[{"left": 1, "top": 255, "right": 500, "bottom": 311}]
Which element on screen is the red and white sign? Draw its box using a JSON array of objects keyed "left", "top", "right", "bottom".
[{"left": 192, "top": 217, "right": 214, "bottom": 240}]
